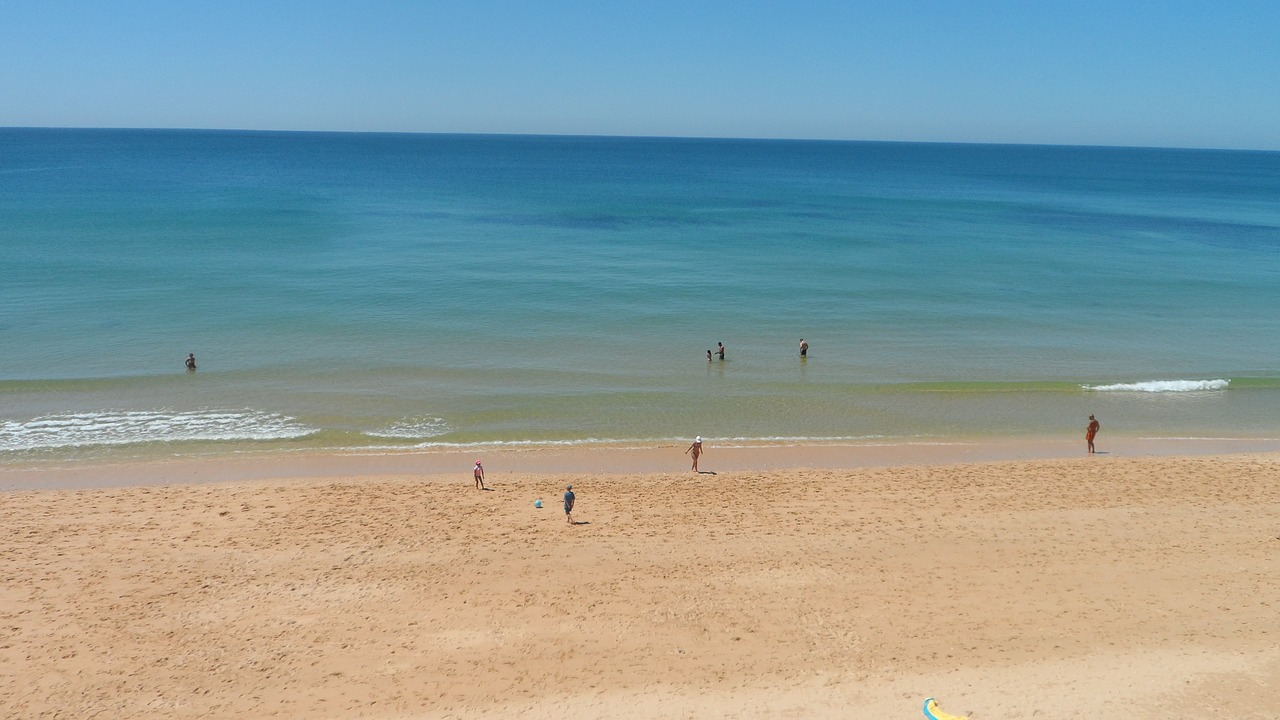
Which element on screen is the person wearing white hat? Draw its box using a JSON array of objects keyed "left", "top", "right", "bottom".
[
  {"left": 684, "top": 436, "right": 704, "bottom": 472},
  {"left": 473, "top": 460, "right": 485, "bottom": 490}
]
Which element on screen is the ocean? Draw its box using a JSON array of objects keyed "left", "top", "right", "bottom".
[{"left": 3, "top": 128, "right": 1279, "bottom": 463}]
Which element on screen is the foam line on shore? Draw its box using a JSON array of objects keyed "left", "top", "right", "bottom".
[{"left": 4, "top": 435, "right": 1280, "bottom": 492}]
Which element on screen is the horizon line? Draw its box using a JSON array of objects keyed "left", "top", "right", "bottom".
[{"left": 2, "top": 124, "right": 1276, "bottom": 155}]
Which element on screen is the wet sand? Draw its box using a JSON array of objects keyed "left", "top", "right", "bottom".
[{"left": 4, "top": 433, "right": 1279, "bottom": 491}]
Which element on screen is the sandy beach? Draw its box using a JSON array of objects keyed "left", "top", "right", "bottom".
[{"left": 3, "top": 447, "right": 1278, "bottom": 719}]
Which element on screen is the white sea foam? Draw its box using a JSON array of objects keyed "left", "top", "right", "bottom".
[
  {"left": 393, "top": 435, "right": 893, "bottom": 451},
  {"left": 0, "top": 409, "right": 316, "bottom": 452},
  {"left": 1082, "top": 379, "right": 1229, "bottom": 393},
  {"left": 368, "top": 416, "right": 453, "bottom": 439}
]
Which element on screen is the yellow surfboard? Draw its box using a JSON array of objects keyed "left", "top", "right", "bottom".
[{"left": 923, "top": 697, "right": 969, "bottom": 720}]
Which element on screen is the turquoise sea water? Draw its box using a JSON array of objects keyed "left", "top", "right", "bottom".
[{"left": 3, "top": 129, "right": 1279, "bottom": 462}]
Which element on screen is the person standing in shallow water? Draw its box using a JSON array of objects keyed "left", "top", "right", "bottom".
[
  {"left": 799, "top": 338, "right": 808, "bottom": 357},
  {"left": 685, "top": 436, "right": 704, "bottom": 472},
  {"left": 716, "top": 342, "right": 725, "bottom": 360},
  {"left": 1086, "top": 415, "right": 1101, "bottom": 454},
  {"left": 185, "top": 353, "right": 197, "bottom": 371}
]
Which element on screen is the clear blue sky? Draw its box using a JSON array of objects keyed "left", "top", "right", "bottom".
[{"left": 3, "top": 1, "right": 1277, "bottom": 149}]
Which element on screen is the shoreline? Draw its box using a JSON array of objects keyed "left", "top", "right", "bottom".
[{"left": 4, "top": 434, "right": 1280, "bottom": 491}]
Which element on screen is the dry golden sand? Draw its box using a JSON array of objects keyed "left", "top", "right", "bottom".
[{"left": 2, "top": 452, "right": 1279, "bottom": 719}]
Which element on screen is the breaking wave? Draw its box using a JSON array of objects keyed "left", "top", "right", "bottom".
[
  {"left": 1083, "top": 379, "right": 1229, "bottom": 393},
  {"left": 0, "top": 409, "right": 317, "bottom": 452}
]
